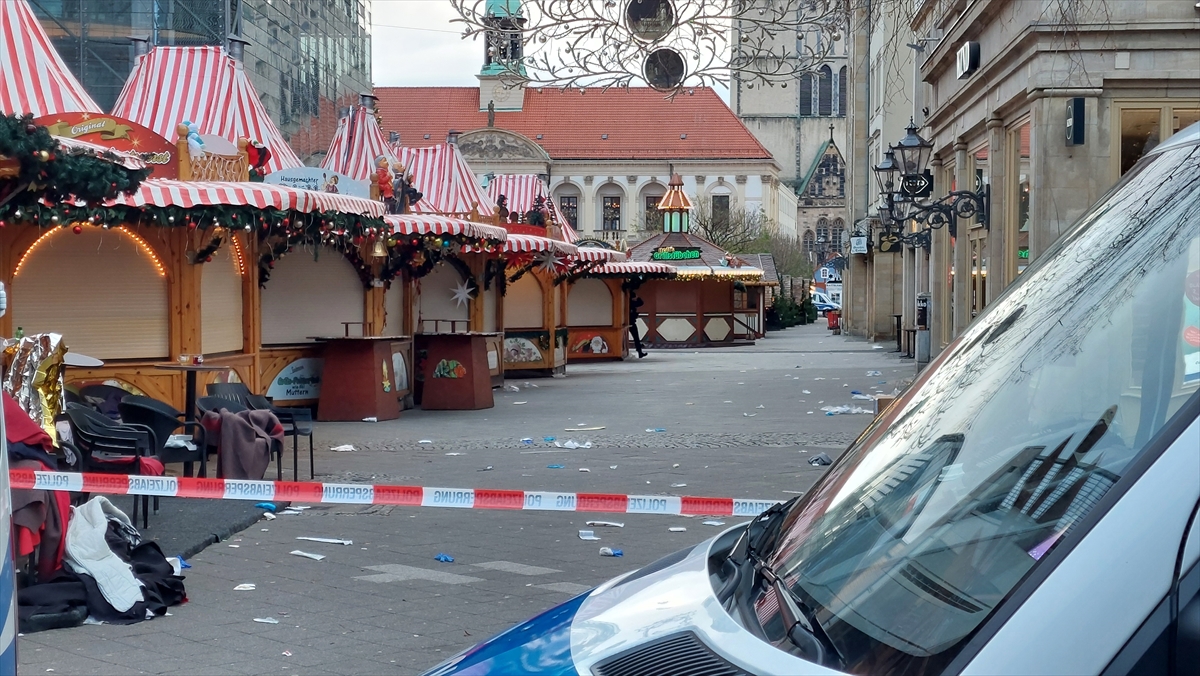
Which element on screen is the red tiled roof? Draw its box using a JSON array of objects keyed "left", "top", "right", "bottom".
[{"left": 374, "top": 86, "right": 774, "bottom": 162}]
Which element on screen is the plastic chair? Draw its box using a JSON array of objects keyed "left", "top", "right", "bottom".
[
  {"left": 118, "top": 395, "right": 207, "bottom": 478},
  {"left": 208, "top": 384, "right": 315, "bottom": 481},
  {"left": 77, "top": 384, "right": 131, "bottom": 420},
  {"left": 63, "top": 406, "right": 159, "bottom": 528},
  {"left": 196, "top": 396, "right": 283, "bottom": 480}
]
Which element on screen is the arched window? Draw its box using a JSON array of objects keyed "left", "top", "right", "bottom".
[
  {"left": 831, "top": 219, "right": 846, "bottom": 254},
  {"left": 798, "top": 73, "right": 813, "bottom": 117},
  {"left": 802, "top": 230, "right": 815, "bottom": 253},
  {"left": 816, "top": 218, "right": 830, "bottom": 249},
  {"left": 838, "top": 66, "right": 848, "bottom": 118},
  {"left": 818, "top": 65, "right": 833, "bottom": 116}
]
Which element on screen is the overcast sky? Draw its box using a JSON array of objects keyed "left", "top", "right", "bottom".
[
  {"left": 372, "top": 0, "right": 489, "bottom": 87},
  {"left": 369, "top": 0, "right": 730, "bottom": 99}
]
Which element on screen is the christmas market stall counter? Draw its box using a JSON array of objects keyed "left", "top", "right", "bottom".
[
  {"left": 414, "top": 332, "right": 501, "bottom": 411},
  {"left": 307, "top": 335, "right": 412, "bottom": 422},
  {"left": 564, "top": 261, "right": 678, "bottom": 362}
]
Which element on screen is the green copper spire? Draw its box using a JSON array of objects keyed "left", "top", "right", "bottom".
[{"left": 481, "top": 0, "right": 526, "bottom": 76}]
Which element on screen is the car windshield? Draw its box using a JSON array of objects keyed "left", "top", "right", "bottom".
[{"left": 756, "top": 141, "right": 1200, "bottom": 674}]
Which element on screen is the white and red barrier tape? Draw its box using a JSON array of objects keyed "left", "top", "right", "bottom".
[{"left": 9, "top": 470, "right": 781, "bottom": 517}]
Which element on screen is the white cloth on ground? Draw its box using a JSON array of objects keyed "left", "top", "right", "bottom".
[{"left": 64, "top": 496, "right": 144, "bottom": 612}]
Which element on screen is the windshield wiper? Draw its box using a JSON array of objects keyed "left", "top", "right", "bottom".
[
  {"left": 738, "top": 496, "right": 800, "bottom": 563},
  {"left": 755, "top": 555, "right": 846, "bottom": 669}
]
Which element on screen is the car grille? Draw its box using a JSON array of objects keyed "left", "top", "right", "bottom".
[{"left": 592, "top": 631, "right": 749, "bottom": 676}]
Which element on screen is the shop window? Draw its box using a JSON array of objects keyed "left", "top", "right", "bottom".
[
  {"left": 1120, "top": 109, "right": 1162, "bottom": 176},
  {"left": 644, "top": 195, "right": 663, "bottom": 231},
  {"left": 1011, "top": 122, "right": 1031, "bottom": 276},
  {"left": 602, "top": 196, "right": 622, "bottom": 231},
  {"left": 558, "top": 195, "right": 578, "bottom": 228}
]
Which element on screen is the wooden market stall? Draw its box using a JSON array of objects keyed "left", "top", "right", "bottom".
[
  {"left": 564, "top": 261, "right": 677, "bottom": 361},
  {"left": 624, "top": 175, "right": 767, "bottom": 347}
]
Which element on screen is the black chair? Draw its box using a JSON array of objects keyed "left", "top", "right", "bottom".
[
  {"left": 118, "top": 396, "right": 207, "bottom": 478},
  {"left": 77, "top": 384, "right": 130, "bottom": 420},
  {"left": 196, "top": 396, "right": 283, "bottom": 480},
  {"left": 208, "top": 383, "right": 315, "bottom": 481},
  {"left": 63, "top": 406, "right": 159, "bottom": 528}
]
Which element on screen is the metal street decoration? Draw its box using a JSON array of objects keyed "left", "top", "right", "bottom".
[
  {"left": 451, "top": 0, "right": 845, "bottom": 92},
  {"left": 873, "top": 119, "right": 990, "bottom": 249}
]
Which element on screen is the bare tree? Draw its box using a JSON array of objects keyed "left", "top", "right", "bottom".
[{"left": 690, "top": 201, "right": 770, "bottom": 252}]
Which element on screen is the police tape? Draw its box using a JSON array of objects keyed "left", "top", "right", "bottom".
[{"left": 9, "top": 469, "right": 782, "bottom": 517}]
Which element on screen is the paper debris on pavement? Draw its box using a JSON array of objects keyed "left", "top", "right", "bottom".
[
  {"left": 262, "top": 512, "right": 276, "bottom": 520},
  {"left": 567, "top": 426, "right": 605, "bottom": 431},
  {"left": 702, "top": 520, "right": 726, "bottom": 526},
  {"left": 290, "top": 550, "right": 326, "bottom": 561},
  {"left": 586, "top": 521, "right": 624, "bottom": 528},
  {"left": 670, "top": 483, "right": 688, "bottom": 488},
  {"left": 668, "top": 527, "right": 687, "bottom": 532},
  {"left": 253, "top": 617, "right": 280, "bottom": 624},
  {"left": 418, "top": 440, "right": 433, "bottom": 444},
  {"left": 330, "top": 444, "right": 357, "bottom": 452},
  {"left": 578, "top": 530, "right": 601, "bottom": 541},
  {"left": 513, "top": 401, "right": 528, "bottom": 405},
  {"left": 279, "top": 509, "right": 302, "bottom": 515},
  {"left": 234, "top": 584, "right": 256, "bottom": 591},
  {"left": 296, "top": 537, "right": 353, "bottom": 545}
]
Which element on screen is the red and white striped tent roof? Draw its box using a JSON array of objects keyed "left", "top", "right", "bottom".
[
  {"left": 321, "top": 106, "right": 397, "bottom": 182},
  {"left": 109, "top": 179, "right": 385, "bottom": 217},
  {"left": 486, "top": 174, "right": 579, "bottom": 242},
  {"left": 574, "top": 246, "right": 626, "bottom": 262},
  {"left": 592, "top": 261, "right": 675, "bottom": 275},
  {"left": 112, "top": 46, "right": 302, "bottom": 174},
  {"left": 386, "top": 214, "right": 507, "bottom": 242},
  {"left": 0, "top": 0, "right": 102, "bottom": 116},
  {"left": 392, "top": 144, "right": 497, "bottom": 217},
  {"left": 503, "top": 233, "right": 578, "bottom": 257}
]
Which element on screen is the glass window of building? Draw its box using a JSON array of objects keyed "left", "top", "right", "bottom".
[
  {"left": 558, "top": 196, "right": 578, "bottom": 228},
  {"left": 1120, "top": 109, "right": 1162, "bottom": 176},
  {"left": 602, "top": 197, "right": 622, "bottom": 231},
  {"left": 1010, "top": 122, "right": 1031, "bottom": 276},
  {"left": 711, "top": 194, "right": 731, "bottom": 229},
  {"left": 644, "top": 195, "right": 663, "bottom": 231}
]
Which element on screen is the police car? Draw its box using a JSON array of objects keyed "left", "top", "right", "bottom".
[{"left": 421, "top": 123, "right": 1200, "bottom": 675}]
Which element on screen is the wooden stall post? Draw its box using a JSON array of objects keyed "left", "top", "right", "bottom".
[{"left": 239, "top": 233, "right": 262, "bottom": 393}]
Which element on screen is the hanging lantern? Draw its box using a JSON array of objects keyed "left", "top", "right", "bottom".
[{"left": 371, "top": 238, "right": 387, "bottom": 258}]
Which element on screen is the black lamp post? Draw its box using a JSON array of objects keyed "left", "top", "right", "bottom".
[{"left": 872, "top": 119, "right": 989, "bottom": 250}]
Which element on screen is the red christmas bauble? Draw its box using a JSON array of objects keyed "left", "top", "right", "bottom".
[{"left": 72, "top": 225, "right": 82, "bottom": 234}]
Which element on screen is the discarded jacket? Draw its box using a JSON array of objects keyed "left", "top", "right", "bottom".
[{"left": 200, "top": 409, "right": 283, "bottom": 480}]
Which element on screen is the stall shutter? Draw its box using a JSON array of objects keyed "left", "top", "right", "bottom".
[
  {"left": 483, "top": 285, "right": 498, "bottom": 333},
  {"left": 261, "top": 248, "right": 365, "bottom": 344},
  {"left": 568, "top": 278, "right": 614, "bottom": 326},
  {"left": 418, "top": 263, "right": 469, "bottom": 333},
  {"left": 201, "top": 244, "right": 244, "bottom": 353},
  {"left": 12, "top": 227, "right": 168, "bottom": 360},
  {"left": 384, "top": 281, "right": 405, "bottom": 336},
  {"left": 504, "top": 274, "right": 543, "bottom": 329}
]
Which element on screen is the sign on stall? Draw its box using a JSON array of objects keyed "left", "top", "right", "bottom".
[
  {"left": 34, "top": 112, "right": 179, "bottom": 178},
  {"left": 267, "top": 358, "right": 324, "bottom": 401},
  {"left": 266, "top": 167, "right": 370, "bottom": 199}
]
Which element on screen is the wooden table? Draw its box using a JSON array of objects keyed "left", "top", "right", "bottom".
[
  {"left": 414, "top": 332, "right": 499, "bottom": 410},
  {"left": 309, "top": 336, "right": 411, "bottom": 422}
]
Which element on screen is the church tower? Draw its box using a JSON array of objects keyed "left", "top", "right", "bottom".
[{"left": 478, "top": 0, "right": 527, "bottom": 112}]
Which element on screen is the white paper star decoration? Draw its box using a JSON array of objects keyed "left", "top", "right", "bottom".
[
  {"left": 535, "top": 250, "right": 563, "bottom": 273},
  {"left": 451, "top": 279, "right": 476, "bottom": 308}
]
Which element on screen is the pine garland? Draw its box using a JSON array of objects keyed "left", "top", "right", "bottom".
[{"left": 0, "top": 113, "right": 148, "bottom": 212}]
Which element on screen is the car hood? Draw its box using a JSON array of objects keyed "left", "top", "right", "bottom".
[{"left": 422, "top": 529, "right": 845, "bottom": 675}]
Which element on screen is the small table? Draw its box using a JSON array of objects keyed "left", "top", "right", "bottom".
[
  {"left": 154, "top": 363, "right": 232, "bottom": 424},
  {"left": 309, "top": 336, "right": 410, "bottom": 422}
]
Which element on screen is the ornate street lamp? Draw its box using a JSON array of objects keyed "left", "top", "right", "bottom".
[{"left": 874, "top": 119, "right": 989, "bottom": 250}]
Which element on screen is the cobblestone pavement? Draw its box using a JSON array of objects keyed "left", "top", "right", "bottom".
[{"left": 18, "top": 325, "right": 914, "bottom": 675}]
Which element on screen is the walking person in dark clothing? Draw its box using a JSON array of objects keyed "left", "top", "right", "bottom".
[{"left": 628, "top": 292, "right": 648, "bottom": 358}]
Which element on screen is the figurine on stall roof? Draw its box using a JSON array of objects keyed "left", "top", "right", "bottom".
[
  {"left": 389, "top": 164, "right": 422, "bottom": 214},
  {"left": 496, "top": 195, "right": 510, "bottom": 221},
  {"left": 373, "top": 155, "right": 394, "bottom": 207}
]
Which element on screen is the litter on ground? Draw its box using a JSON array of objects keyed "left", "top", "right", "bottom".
[
  {"left": 253, "top": 617, "right": 279, "bottom": 624},
  {"left": 702, "top": 520, "right": 726, "bottom": 527},
  {"left": 808, "top": 453, "right": 834, "bottom": 466},
  {"left": 434, "top": 553, "right": 455, "bottom": 563},
  {"left": 330, "top": 444, "right": 356, "bottom": 452},
  {"left": 296, "top": 537, "right": 352, "bottom": 545},
  {"left": 547, "top": 464, "right": 565, "bottom": 469},
  {"left": 290, "top": 550, "right": 326, "bottom": 561},
  {"left": 578, "top": 530, "right": 601, "bottom": 541},
  {"left": 670, "top": 483, "right": 688, "bottom": 488},
  {"left": 234, "top": 584, "right": 256, "bottom": 591},
  {"left": 669, "top": 527, "right": 687, "bottom": 533},
  {"left": 586, "top": 521, "right": 624, "bottom": 528},
  {"left": 599, "top": 547, "right": 623, "bottom": 557}
]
